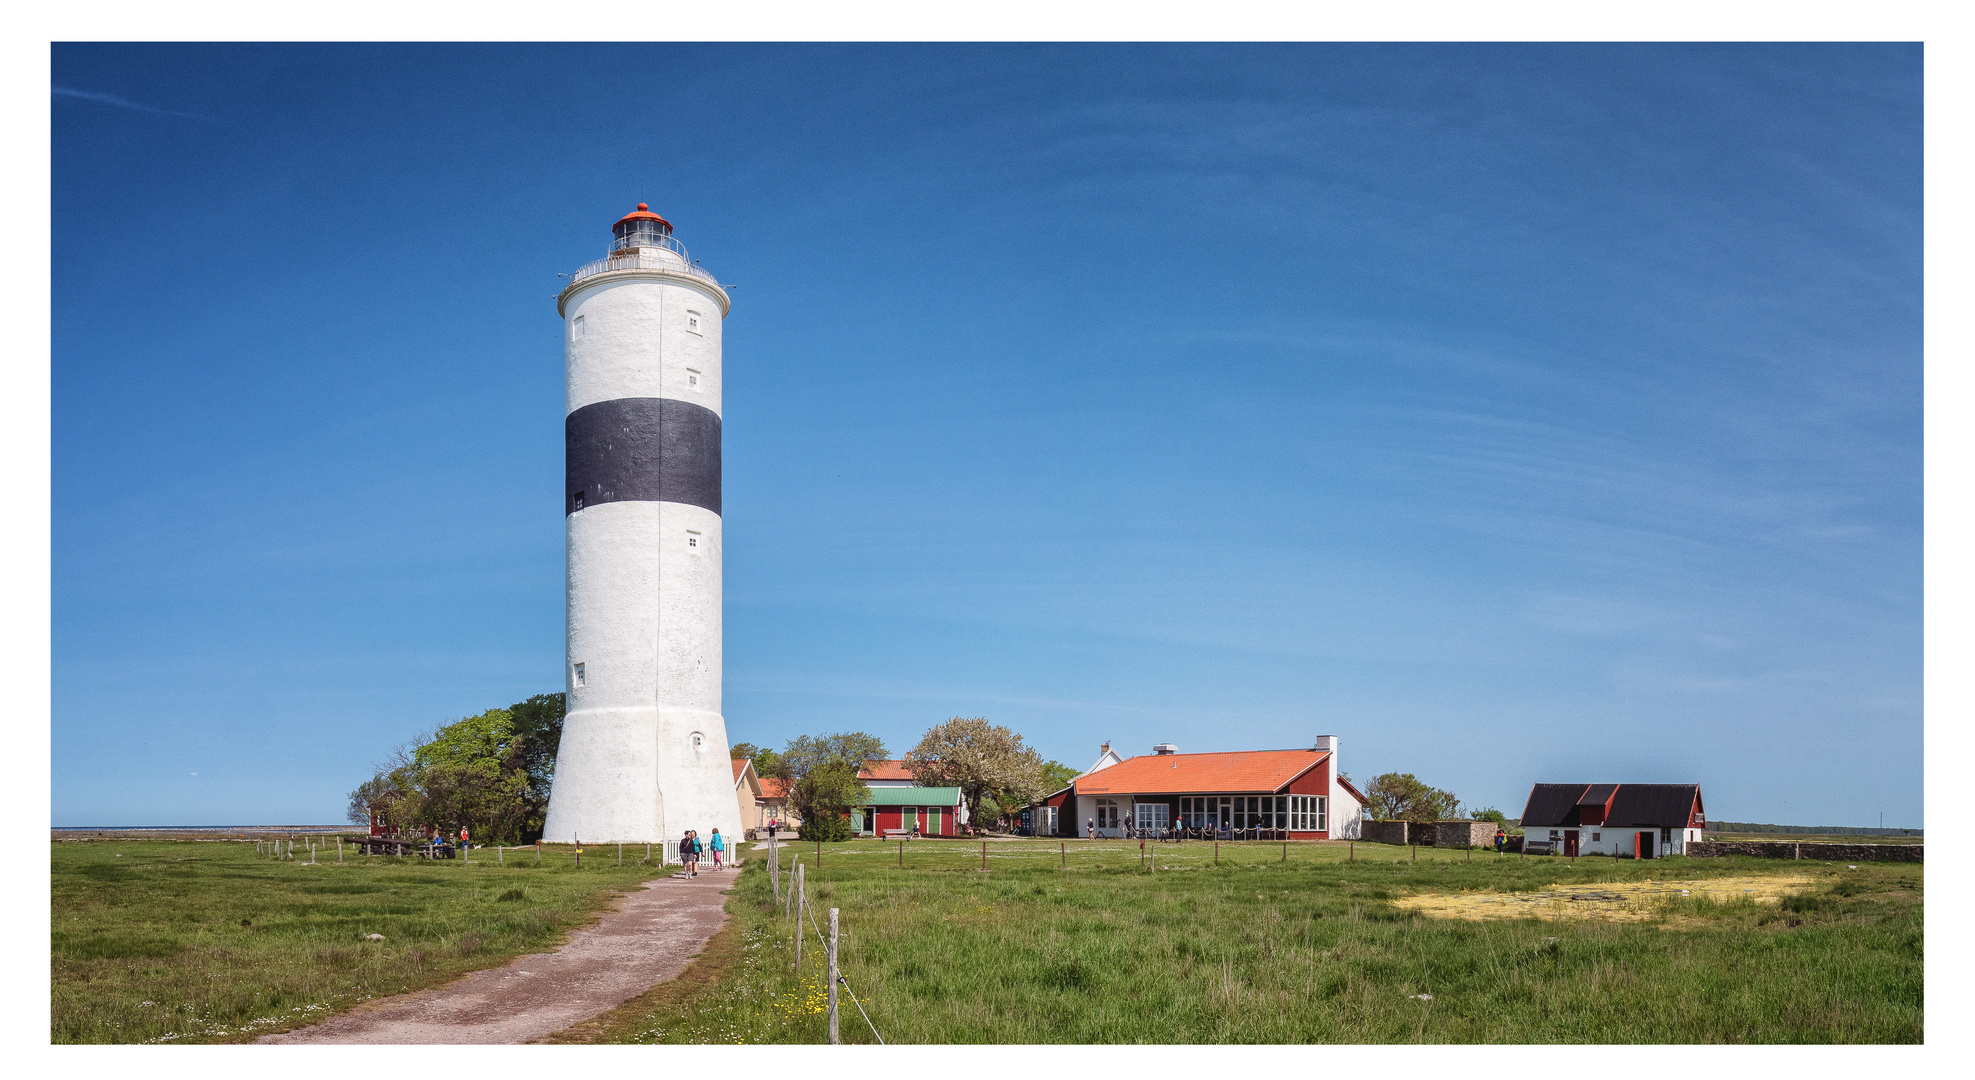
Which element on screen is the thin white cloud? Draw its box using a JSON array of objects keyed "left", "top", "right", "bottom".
[{"left": 53, "top": 86, "right": 213, "bottom": 123}]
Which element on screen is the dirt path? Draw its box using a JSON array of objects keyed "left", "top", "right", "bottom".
[{"left": 261, "top": 870, "right": 735, "bottom": 1044}]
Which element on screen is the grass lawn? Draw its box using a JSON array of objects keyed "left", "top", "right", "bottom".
[
  {"left": 51, "top": 837, "right": 670, "bottom": 1043},
  {"left": 574, "top": 836, "right": 1922, "bottom": 1044}
]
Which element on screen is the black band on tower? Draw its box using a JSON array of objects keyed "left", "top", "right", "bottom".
[{"left": 566, "top": 397, "right": 722, "bottom": 516}]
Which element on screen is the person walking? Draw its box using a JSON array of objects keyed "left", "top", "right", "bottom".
[
  {"left": 1494, "top": 827, "right": 1507, "bottom": 854},
  {"left": 709, "top": 828, "right": 725, "bottom": 870},
  {"left": 1087, "top": 817, "right": 1095, "bottom": 840},
  {"left": 459, "top": 826, "right": 470, "bottom": 853}
]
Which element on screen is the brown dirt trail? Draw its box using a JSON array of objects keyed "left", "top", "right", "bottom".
[{"left": 261, "top": 870, "right": 733, "bottom": 1044}]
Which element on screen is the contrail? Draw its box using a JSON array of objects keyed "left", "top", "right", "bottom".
[{"left": 53, "top": 86, "right": 214, "bottom": 123}]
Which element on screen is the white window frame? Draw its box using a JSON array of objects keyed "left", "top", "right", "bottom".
[
  {"left": 572, "top": 662, "right": 586, "bottom": 687},
  {"left": 572, "top": 314, "right": 586, "bottom": 338}
]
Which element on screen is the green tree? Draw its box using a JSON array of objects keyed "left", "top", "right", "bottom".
[
  {"left": 346, "top": 693, "right": 568, "bottom": 845},
  {"left": 506, "top": 692, "right": 565, "bottom": 804},
  {"left": 780, "top": 731, "right": 885, "bottom": 785},
  {"left": 904, "top": 716, "right": 1047, "bottom": 827},
  {"left": 778, "top": 733, "right": 882, "bottom": 826},
  {"left": 407, "top": 708, "right": 539, "bottom": 842},
  {"left": 729, "top": 741, "right": 786, "bottom": 780},
  {"left": 789, "top": 758, "right": 869, "bottom": 835},
  {"left": 1365, "top": 772, "right": 1462, "bottom": 822},
  {"left": 1472, "top": 806, "right": 1509, "bottom": 825},
  {"left": 1040, "top": 760, "right": 1079, "bottom": 793}
]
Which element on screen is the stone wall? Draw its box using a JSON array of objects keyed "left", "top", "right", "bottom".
[
  {"left": 1687, "top": 841, "right": 1923, "bottom": 863},
  {"left": 1433, "top": 821, "right": 1499, "bottom": 848},
  {"left": 1361, "top": 820, "right": 1410, "bottom": 845}
]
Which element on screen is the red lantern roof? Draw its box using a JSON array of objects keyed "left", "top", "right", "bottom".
[{"left": 614, "top": 202, "right": 672, "bottom": 230}]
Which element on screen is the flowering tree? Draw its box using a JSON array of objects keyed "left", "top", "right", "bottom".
[{"left": 904, "top": 717, "right": 1047, "bottom": 828}]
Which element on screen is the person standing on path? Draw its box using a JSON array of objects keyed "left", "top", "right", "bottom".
[
  {"left": 460, "top": 826, "right": 470, "bottom": 854},
  {"left": 681, "top": 830, "right": 699, "bottom": 877},
  {"left": 709, "top": 828, "right": 725, "bottom": 870}
]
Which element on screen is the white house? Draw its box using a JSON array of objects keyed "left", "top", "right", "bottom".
[{"left": 1518, "top": 783, "right": 1707, "bottom": 858}]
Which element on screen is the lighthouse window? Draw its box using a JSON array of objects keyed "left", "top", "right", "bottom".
[
  {"left": 686, "top": 310, "right": 703, "bottom": 335},
  {"left": 686, "top": 368, "right": 700, "bottom": 389},
  {"left": 686, "top": 529, "right": 702, "bottom": 551},
  {"left": 572, "top": 662, "right": 586, "bottom": 687},
  {"left": 571, "top": 315, "right": 586, "bottom": 339}
]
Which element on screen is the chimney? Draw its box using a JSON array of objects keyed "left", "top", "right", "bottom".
[
  {"left": 1315, "top": 735, "right": 1337, "bottom": 755},
  {"left": 1100, "top": 741, "right": 1110, "bottom": 756},
  {"left": 1153, "top": 743, "right": 1178, "bottom": 755}
]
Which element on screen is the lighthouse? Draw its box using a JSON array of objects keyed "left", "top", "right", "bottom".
[{"left": 540, "top": 204, "right": 741, "bottom": 850}]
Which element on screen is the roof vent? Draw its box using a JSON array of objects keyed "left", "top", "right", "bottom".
[{"left": 1153, "top": 743, "right": 1178, "bottom": 755}]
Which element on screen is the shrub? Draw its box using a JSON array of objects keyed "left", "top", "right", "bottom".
[{"left": 798, "top": 813, "right": 851, "bottom": 842}]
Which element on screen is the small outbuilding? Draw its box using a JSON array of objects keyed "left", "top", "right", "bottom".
[
  {"left": 852, "top": 786, "right": 969, "bottom": 837},
  {"left": 1518, "top": 783, "right": 1706, "bottom": 858}
]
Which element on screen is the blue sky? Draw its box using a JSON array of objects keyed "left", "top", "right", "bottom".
[{"left": 51, "top": 43, "right": 1921, "bottom": 827}]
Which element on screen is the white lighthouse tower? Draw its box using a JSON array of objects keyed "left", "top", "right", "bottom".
[{"left": 541, "top": 204, "right": 741, "bottom": 850}]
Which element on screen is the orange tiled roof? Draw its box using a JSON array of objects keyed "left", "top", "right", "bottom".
[
  {"left": 760, "top": 777, "right": 791, "bottom": 800},
  {"left": 1074, "top": 749, "right": 1330, "bottom": 796},
  {"left": 732, "top": 758, "right": 750, "bottom": 782},
  {"left": 859, "top": 759, "right": 917, "bottom": 781}
]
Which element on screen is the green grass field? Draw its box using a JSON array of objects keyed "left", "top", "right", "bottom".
[
  {"left": 578, "top": 837, "right": 1923, "bottom": 1044},
  {"left": 51, "top": 837, "right": 668, "bottom": 1043},
  {"left": 53, "top": 835, "right": 1923, "bottom": 1044}
]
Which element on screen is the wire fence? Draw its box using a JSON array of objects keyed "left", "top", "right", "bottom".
[{"left": 767, "top": 834, "right": 886, "bottom": 1045}]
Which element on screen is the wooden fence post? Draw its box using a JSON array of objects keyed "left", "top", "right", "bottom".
[
  {"left": 827, "top": 907, "right": 841, "bottom": 1044},
  {"left": 575, "top": 835, "right": 581, "bottom": 869},
  {"left": 498, "top": 845, "right": 503, "bottom": 866},
  {"left": 898, "top": 840, "right": 903, "bottom": 868},
  {"left": 794, "top": 864, "right": 805, "bottom": 970},
  {"left": 1349, "top": 841, "right": 1354, "bottom": 863},
  {"left": 982, "top": 841, "right": 988, "bottom": 871},
  {"left": 1282, "top": 839, "right": 1287, "bottom": 862},
  {"left": 617, "top": 843, "right": 622, "bottom": 866},
  {"left": 1061, "top": 841, "right": 1065, "bottom": 870}
]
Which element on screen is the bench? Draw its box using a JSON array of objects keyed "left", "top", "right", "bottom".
[{"left": 881, "top": 829, "right": 917, "bottom": 840}]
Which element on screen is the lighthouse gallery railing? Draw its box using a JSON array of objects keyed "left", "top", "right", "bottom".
[{"left": 565, "top": 235, "right": 721, "bottom": 289}]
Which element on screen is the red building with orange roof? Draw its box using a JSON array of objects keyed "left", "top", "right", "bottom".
[{"left": 1023, "top": 736, "right": 1365, "bottom": 840}]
